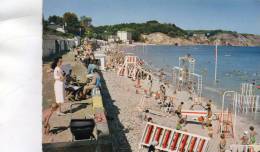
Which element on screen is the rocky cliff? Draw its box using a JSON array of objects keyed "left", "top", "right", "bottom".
[{"left": 141, "top": 32, "right": 260, "bottom": 46}]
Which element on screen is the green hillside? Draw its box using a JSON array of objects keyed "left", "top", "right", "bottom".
[{"left": 93, "top": 20, "right": 187, "bottom": 41}]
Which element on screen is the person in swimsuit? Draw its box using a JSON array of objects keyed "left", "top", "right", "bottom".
[
  {"left": 208, "top": 123, "right": 213, "bottom": 138},
  {"left": 83, "top": 68, "right": 101, "bottom": 96},
  {"left": 249, "top": 126, "right": 257, "bottom": 144},
  {"left": 175, "top": 102, "right": 184, "bottom": 118},
  {"left": 240, "top": 131, "right": 249, "bottom": 145},
  {"left": 219, "top": 134, "right": 226, "bottom": 152}
]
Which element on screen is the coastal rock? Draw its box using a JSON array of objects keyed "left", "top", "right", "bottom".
[
  {"left": 141, "top": 32, "right": 194, "bottom": 46},
  {"left": 141, "top": 32, "right": 260, "bottom": 46}
]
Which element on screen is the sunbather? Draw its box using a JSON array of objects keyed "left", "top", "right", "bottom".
[
  {"left": 83, "top": 69, "right": 101, "bottom": 97},
  {"left": 87, "top": 59, "right": 98, "bottom": 74}
]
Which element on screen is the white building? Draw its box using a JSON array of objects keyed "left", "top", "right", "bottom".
[
  {"left": 108, "top": 35, "right": 118, "bottom": 43},
  {"left": 43, "top": 35, "right": 80, "bottom": 58},
  {"left": 117, "top": 31, "right": 132, "bottom": 43},
  {"left": 94, "top": 51, "right": 106, "bottom": 71},
  {"left": 48, "top": 23, "right": 65, "bottom": 33}
]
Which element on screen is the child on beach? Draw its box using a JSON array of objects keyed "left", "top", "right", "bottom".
[
  {"left": 205, "top": 100, "right": 212, "bottom": 110},
  {"left": 240, "top": 131, "right": 249, "bottom": 145},
  {"left": 176, "top": 118, "right": 185, "bottom": 130},
  {"left": 208, "top": 123, "right": 213, "bottom": 138},
  {"left": 249, "top": 126, "right": 257, "bottom": 144},
  {"left": 148, "top": 141, "right": 157, "bottom": 152},
  {"left": 143, "top": 109, "right": 153, "bottom": 123},
  {"left": 219, "top": 134, "right": 226, "bottom": 152},
  {"left": 175, "top": 102, "right": 184, "bottom": 118},
  {"left": 206, "top": 107, "right": 212, "bottom": 125},
  {"left": 43, "top": 103, "right": 59, "bottom": 135}
]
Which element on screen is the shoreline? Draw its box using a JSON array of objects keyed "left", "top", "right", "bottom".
[
  {"left": 104, "top": 43, "right": 260, "bottom": 150},
  {"left": 42, "top": 41, "right": 260, "bottom": 151},
  {"left": 132, "top": 42, "right": 260, "bottom": 47}
]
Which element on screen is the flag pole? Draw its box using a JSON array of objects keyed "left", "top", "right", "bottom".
[{"left": 214, "top": 40, "right": 218, "bottom": 83}]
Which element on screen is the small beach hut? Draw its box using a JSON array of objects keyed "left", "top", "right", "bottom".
[{"left": 94, "top": 51, "right": 106, "bottom": 71}]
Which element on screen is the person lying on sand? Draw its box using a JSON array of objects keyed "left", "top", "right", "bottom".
[{"left": 43, "top": 103, "right": 58, "bottom": 135}]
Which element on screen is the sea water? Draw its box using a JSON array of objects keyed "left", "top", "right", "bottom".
[{"left": 129, "top": 45, "right": 260, "bottom": 122}]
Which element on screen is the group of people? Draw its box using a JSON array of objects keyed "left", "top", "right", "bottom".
[
  {"left": 219, "top": 126, "right": 257, "bottom": 152},
  {"left": 240, "top": 126, "right": 257, "bottom": 145},
  {"left": 43, "top": 42, "right": 101, "bottom": 135},
  {"left": 137, "top": 67, "right": 258, "bottom": 152}
]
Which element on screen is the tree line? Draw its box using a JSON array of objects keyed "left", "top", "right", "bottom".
[
  {"left": 43, "top": 12, "right": 187, "bottom": 41},
  {"left": 43, "top": 12, "right": 241, "bottom": 41},
  {"left": 43, "top": 12, "right": 93, "bottom": 37}
]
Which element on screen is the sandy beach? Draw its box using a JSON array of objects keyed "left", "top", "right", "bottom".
[
  {"left": 100, "top": 43, "right": 260, "bottom": 151},
  {"left": 42, "top": 43, "right": 260, "bottom": 152}
]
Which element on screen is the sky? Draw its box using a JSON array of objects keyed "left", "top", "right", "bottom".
[{"left": 43, "top": 0, "right": 260, "bottom": 34}]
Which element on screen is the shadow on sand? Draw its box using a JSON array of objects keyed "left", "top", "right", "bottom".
[
  {"left": 63, "top": 103, "right": 90, "bottom": 114},
  {"left": 99, "top": 72, "right": 132, "bottom": 152}
]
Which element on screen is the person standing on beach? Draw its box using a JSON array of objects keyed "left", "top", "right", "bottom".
[
  {"left": 159, "top": 85, "right": 166, "bottom": 104},
  {"left": 82, "top": 52, "right": 90, "bottom": 69},
  {"left": 51, "top": 57, "right": 66, "bottom": 116},
  {"left": 205, "top": 100, "right": 212, "bottom": 109},
  {"left": 205, "top": 107, "right": 213, "bottom": 127},
  {"left": 249, "top": 126, "right": 257, "bottom": 144},
  {"left": 43, "top": 103, "right": 58, "bottom": 135},
  {"left": 146, "top": 75, "right": 153, "bottom": 97},
  {"left": 219, "top": 134, "right": 226, "bottom": 152},
  {"left": 175, "top": 102, "right": 184, "bottom": 118},
  {"left": 208, "top": 123, "right": 213, "bottom": 138}
]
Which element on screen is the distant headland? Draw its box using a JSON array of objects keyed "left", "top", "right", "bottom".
[{"left": 43, "top": 13, "right": 260, "bottom": 46}]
